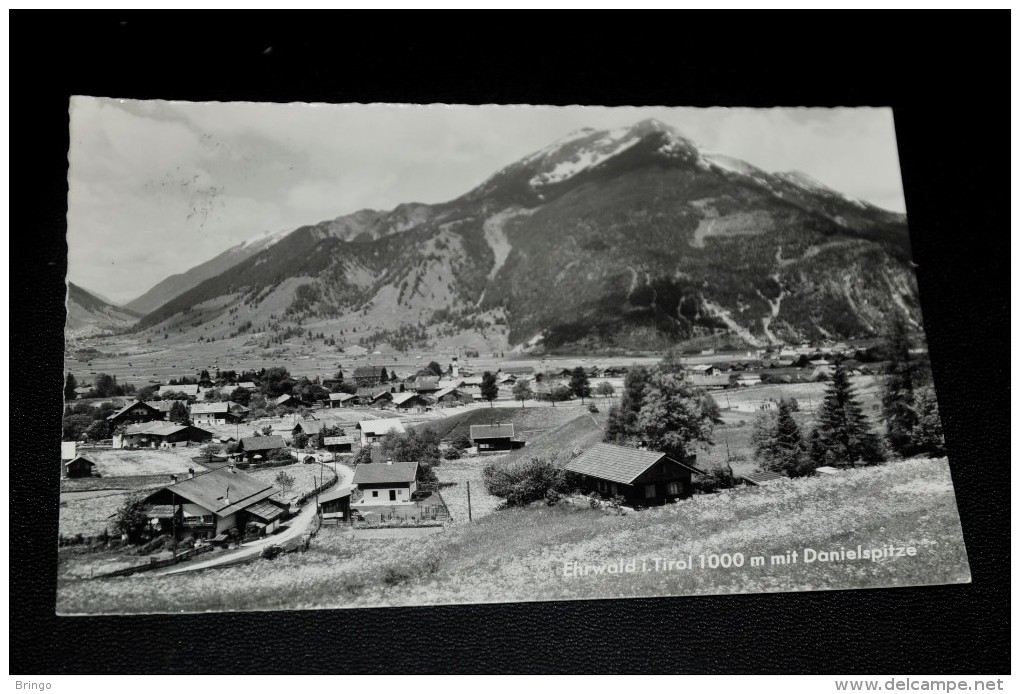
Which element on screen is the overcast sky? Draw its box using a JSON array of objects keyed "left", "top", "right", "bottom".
[{"left": 67, "top": 99, "right": 906, "bottom": 304}]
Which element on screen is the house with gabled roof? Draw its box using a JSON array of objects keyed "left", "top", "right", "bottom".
[
  {"left": 390, "top": 391, "right": 429, "bottom": 411},
  {"left": 139, "top": 465, "right": 283, "bottom": 542},
  {"left": 432, "top": 386, "right": 470, "bottom": 407},
  {"left": 412, "top": 375, "right": 441, "bottom": 394},
  {"left": 234, "top": 435, "right": 287, "bottom": 461},
  {"left": 328, "top": 392, "right": 359, "bottom": 408},
  {"left": 352, "top": 462, "right": 418, "bottom": 505},
  {"left": 62, "top": 455, "right": 98, "bottom": 479},
  {"left": 190, "top": 401, "right": 244, "bottom": 425},
  {"left": 352, "top": 365, "right": 388, "bottom": 387},
  {"left": 292, "top": 419, "right": 325, "bottom": 438},
  {"left": 355, "top": 418, "right": 405, "bottom": 447},
  {"left": 564, "top": 442, "right": 705, "bottom": 505},
  {"left": 106, "top": 400, "right": 164, "bottom": 427},
  {"left": 469, "top": 423, "right": 522, "bottom": 452},
  {"left": 117, "top": 422, "right": 214, "bottom": 449}
]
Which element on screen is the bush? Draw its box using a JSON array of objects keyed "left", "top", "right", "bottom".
[
  {"left": 261, "top": 545, "right": 284, "bottom": 560},
  {"left": 482, "top": 456, "right": 569, "bottom": 507},
  {"left": 450, "top": 433, "right": 472, "bottom": 451},
  {"left": 690, "top": 466, "right": 736, "bottom": 495},
  {"left": 443, "top": 447, "right": 462, "bottom": 461},
  {"left": 587, "top": 403, "right": 599, "bottom": 414}
]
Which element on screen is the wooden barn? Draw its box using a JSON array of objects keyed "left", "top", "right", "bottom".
[
  {"left": 323, "top": 434, "right": 355, "bottom": 454},
  {"left": 469, "top": 423, "right": 523, "bottom": 452},
  {"left": 62, "top": 455, "right": 98, "bottom": 479},
  {"left": 564, "top": 443, "right": 705, "bottom": 505},
  {"left": 318, "top": 485, "right": 352, "bottom": 521},
  {"left": 352, "top": 366, "right": 388, "bottom": 387},
  {"left": 328, "top": 393, "right": 359, "bottom": 408},
  {"left": 234, "top": 435, "right": 287, "bottom": 461}
]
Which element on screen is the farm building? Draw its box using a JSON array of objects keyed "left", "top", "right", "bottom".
[
  {"left": 352, "top": 462, "right": 418, "bottom": 506},
  {"left": 323, "top": 435, "right": 355, "bottom": 454},
  {"left": 355, "top": 418, "right": 406, "bottom": 446},
  {"left": 106, "top": 401, "right": 164, "bottom": 427},
  {"left": 469, "top": 423, "right": 523, "bottom": 452},
  {"left": 73, "top": 386, "right": 93, "bottom": 399},
  {"left": 62, "top": 455, "right": 98, "bottom": 479},
  {"left": 158, "top": 384, "right": 200, "bottom": 398},
  {"left": 688, "top": 364, "right": 718, "bottom": 376},
  {"left": 233, "top": 435, "right": 287, "bottom": 461},
  {"left": 735, "top": 373, "right": 762, "bottom": 387},
  {"left": 352, "top": 365, "right": 388, "bottom": 387},
  {"left": 564, "top": 442, "right": 705, "bottom": 504},
  {"left": 318, "top": 485, "right": 352, "bottom": 521},
  {"left": 328, "top": 392, "right": 359, "bottom": 408},
  {"left": 139, "top": 465, "right": 283, "bottom": 542},
  {"left": 741, "top": 471, "right": 787, "bottom": 486},
  {"left": 432, "top": 386, "right": 471, "bottom": 407},
  {"left": 390, "top": 392, "right": 429, "bottom": 411},
  {"left": 117, "top": 422, "right": 214, "bottom": 449},
  {"left": 275, "top": 394, "right": 310, "bottom": 409},
  {"left": 189, "top": 402, "right": 244, "bottom": 426},
  {"left": 292, "top": 420, "right": 325, "bottom": 438}
]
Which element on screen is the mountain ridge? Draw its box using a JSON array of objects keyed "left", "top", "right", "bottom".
[{"left": 121, "top": 119, "right": 914, "bottom": 353}]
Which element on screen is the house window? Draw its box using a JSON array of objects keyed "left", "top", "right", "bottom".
[
  {"left": 372, "top": 491, "right": 379, "bottom": 497},
  {"left": 645, "top": 484, "right": 657, "bottom": 499},
  {"left": 610, "top": 483, "right": 618, "bottom": 496},
  {"left": 667, "top": 482, "right": 681, "bottom": 495}
]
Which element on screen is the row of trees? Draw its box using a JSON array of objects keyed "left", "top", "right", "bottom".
[
  {"left": 64, "top": 372, "right": 136, "bottom": 400},
  {"left": 752, "top": 316, "right": 945, "bottom": 477}
]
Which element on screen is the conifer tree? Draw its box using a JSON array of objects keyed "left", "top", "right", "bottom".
[
  {"left": 882, "top": 314, "right": 923, "bottom": 456},
  {"left": 910, "top": 386, "right": 947, "bottom": 458},
  {"left": 812, "top": 364, "right": 885, "bottom": 467}
]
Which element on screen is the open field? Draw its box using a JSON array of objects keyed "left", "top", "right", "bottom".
[
  {"left": 72, "top": 448, "right": 212, "bottom": 477},
  {"left": 246, "top": 463, "right": 337, "bottom": 497},
  {"left": 420, "top": 405, "right": 586, "bottom": 442},
  {"left": 60, "top": 489, "right": 133, "bottom": 538},
  {"left": 56, "top": 458, "right": 970, "bottom": 614}
]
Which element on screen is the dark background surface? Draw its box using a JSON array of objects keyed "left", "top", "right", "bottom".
[{"left": 10, "top": 13, "right": 1009, "bottom": 674}]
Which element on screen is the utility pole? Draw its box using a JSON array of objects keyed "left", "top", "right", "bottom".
[
  {"left": 170, "top": 490, "right": 177, "bottom": 561},
  {"left": 466, "top": 480, "right": 473, "bottom": 522}
]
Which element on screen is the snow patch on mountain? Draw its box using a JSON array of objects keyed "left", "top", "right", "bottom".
[
  {"left": 529, "top": 135, "right": 641, "bottom": 188},
  {"left": 703, "top": 153, "right": 765, "bottom": 177}
]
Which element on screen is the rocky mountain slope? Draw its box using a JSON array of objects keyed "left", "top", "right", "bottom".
[
  {"left": 65, "top": 282, "right": 142, "bottom": 338},
  {"left": 130, "top": 119, "right": 916, "bottom": 353}
]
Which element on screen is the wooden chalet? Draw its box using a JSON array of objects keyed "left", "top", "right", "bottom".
[
  {"left": 328, "top": 392, "right": 359, "bottom": 408},
  {"left": 564, "top": 443, "right": 705, "bottom": 505},
  {"left": 234, "top": 435, "right": 287, "bottom": 461},
  {"left": 140, "top": 465, "right": 283, "bottom": 542},
  {"left": 352, "top": 365, "right": 388, "bottom": 387},
  {"left": 412, "top": 375, "right": 441, "bottom": 394},
  {"left": 432, "top": 386, "right": 470, "bottom": 407},
  {"left": 292, "top": 420, "right": 325, "bottom": 438},
  {"left": 106, "top": 400, "right": 163, "bottom": 427},
  {"left": 118, "top": 422, "right": 214, "bottom": 449},
  {"left": 469, "top": 423, "right": 523, "bottom": 452},
  {"left": 390, "top": 392, "right": 429, "bottom": 411}
]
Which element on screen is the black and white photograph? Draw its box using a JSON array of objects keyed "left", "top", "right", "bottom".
[{"left": 54, "top": 99, "right": 973, "bottom": 615}]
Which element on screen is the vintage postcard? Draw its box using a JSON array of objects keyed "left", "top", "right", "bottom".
[{"left": 58, "top": 100, "right": 970, "bottom": 614}]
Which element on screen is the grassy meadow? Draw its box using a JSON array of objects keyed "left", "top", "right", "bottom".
[{"left": 57, "top": 457, "right": 970, "bottom": 614}]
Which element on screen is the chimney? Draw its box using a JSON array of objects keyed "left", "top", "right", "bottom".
[
  {"left": 170, "top": 474, "right": 178, "bottom": 483},
  {"left": 188, "top": 467, "right": 195, "bottom": 479}
]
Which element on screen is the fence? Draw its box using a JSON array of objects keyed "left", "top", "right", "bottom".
[{"left": 95, "top": 543, "right": 214, "bottom": 579}]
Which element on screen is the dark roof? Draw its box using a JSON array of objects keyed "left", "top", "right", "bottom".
[
  {"left": 742, "top": 471, "right": 787, "bottom": 485},
  {"left": 238, "top": 435, "right": 286, "bottom": 452},
  {"left": 152, "top": 467, "right": 278, "bottom": 516},
  {"left": 353, "top": 366, "right": 386, "bottom": 378},
  {"left": 245, "top": 500, "right": 284, "bottom": 523},
  {"left": 470, "top": 423, "right": 515, "bottom": 440},
  {"left": 564, "top": 443, "right": 703, "bottom": 485},
  {"left": 352, "top": 462, "right": 418, "bottom": 485},
  {"left": 107, "top": 400, "right": 161, "bottom": 421},
  {"left": 319, "top": 485, "right": 352, "bottom": 504}
]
